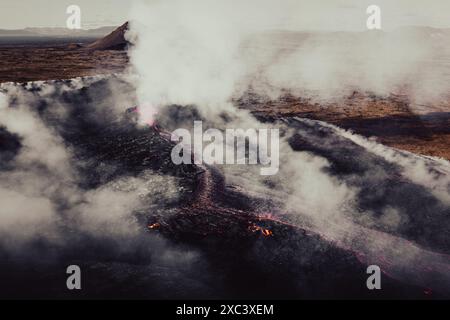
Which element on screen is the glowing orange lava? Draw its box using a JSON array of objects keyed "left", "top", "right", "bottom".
[
  {"left": 249, "top": 224, "right": 273, "bottom": 237},
  {"left": 148, "top": 223, "right": 161, "bottom": 230}
]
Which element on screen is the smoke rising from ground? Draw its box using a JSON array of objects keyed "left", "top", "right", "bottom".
[
  {"left": 0, "top": 0, "right": 449, "bottom": 298},
  {"left": 127, "top": 0, "right": 450, "bottom": 292},
  {"left": 127, "top": 0, "right": 450, "bottom": 226},
  {"left": 0, "top": 79, "right": 203, "bottom": 274},
  {"left": 128, "top": 0, "right": 450, "bottom": 112},
  {"left": 2, "top": 77, "right": 449, "bottom": 295}
]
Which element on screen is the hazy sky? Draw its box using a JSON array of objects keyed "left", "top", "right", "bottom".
[
  {"left": 0, "top": 0, "right": 130, "bottom": 29},
  {"left": 0, "top": 0, "right": 449, "bottom": 30}
]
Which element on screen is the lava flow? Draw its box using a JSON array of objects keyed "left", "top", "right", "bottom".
[{"left": 141, "top": 112, "right": 450, "bottom": 298}]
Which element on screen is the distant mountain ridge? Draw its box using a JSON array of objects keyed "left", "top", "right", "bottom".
[{"left": 0, "top": 26, "right": 117, "bottom": 38}]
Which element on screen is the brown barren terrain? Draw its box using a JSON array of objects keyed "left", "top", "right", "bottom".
[
  {"left": 0, "top": 24, "right": 129, "bottom": 83},
  {"left": 0, "top": 45, "right": 128, "bottom": 83},
  {"left": 0, "top": 40, "right": 448, "bottom": 161},
  {"left": 244, "top": 93, "right": 450, "bottom": 160}
]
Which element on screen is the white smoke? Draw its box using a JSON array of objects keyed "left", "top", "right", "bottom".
[
  {"left": 308, "top": 117, "right": 450, "bottom": 205},
  {"left": 0, "top": 79, "right": 181, "bottom": 250},
  {"left": 0, "top": 92, "right": 70, "bottom": 244},
  {"left": 126, "top": 0, "right": 449, "bottom": 222},
  {"left": 254, "top": 29, "right": 447, "bottom": 104},
  {"left": 128, "top": 0, "right": 450, "bottom": 114},
  {"left": 1, "top": 79, "right": 216, "bottom": 298},
  {"left": 128, "top": 0, "right": 299, "bottom": 120},
  {"left": 127, "top": 0, "right": 450, "bottom": 292},
  {"left": 127, "top": 0, "right": 360, "bottom": 222},
  {"left": 124, "top": 1, "right": 375, "bottom": 225}
]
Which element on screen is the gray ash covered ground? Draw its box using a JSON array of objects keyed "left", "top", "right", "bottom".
[{"left": 0, "top": 77, "right": 448, "bottom": 299}]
